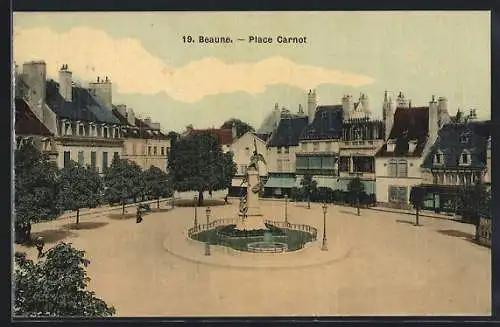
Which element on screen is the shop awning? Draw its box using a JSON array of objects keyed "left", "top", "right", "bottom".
[{"left": 264, "top": 176, "right": 296, "bottom": 188}]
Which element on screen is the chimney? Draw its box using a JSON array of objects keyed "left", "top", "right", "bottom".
[
  {"left": 307, "top": 89, "right": 317, "bottom": 124},
  {"left": 144, "top": 117, "right": 152, "bottom": 127},
  {"left": 468, "top": 109, "right": 477, "bottom": 121},
  {"left": 126, "top": 107, "right": 136, "bottom": 126},
  {"left": 89, "top": 74, "right": 113, "bottom": 110},
  {"left": 428, "top": 95, "right": 439, "bottom": 142},
  {"left": 231, "top": 121, "right": 237, "bottom": 139},
  {"left": 21, "top": 60, "right": 47, "bottom": 121},
  {"left": 397, "top": 92, "right": 409, "bottom": 108},
  {"left": 342, "top": 94, "right": 354, "bottom": 121},
  {"left": 298, "top": 104, "right": 304, "bottom": 115},
  {"left": 360, "top": 93, "right": 370, "bottom": 115},
  {"left": 438, "top": 96, "right": 449, "bottom": 127},
  {"left": 58, "top": 64, "right": 73, "bottom": 102},
  {"left": 383, "top": 91, "right": 395, "bottom": 140}
]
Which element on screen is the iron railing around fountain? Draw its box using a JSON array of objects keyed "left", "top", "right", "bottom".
[
  {"left": 188, "top": 218, "right": 239, "bottom": 237},
  {"left": 264, "top": 220, "right": 318, "bottom": 241}
]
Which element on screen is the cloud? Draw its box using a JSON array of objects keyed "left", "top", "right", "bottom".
[{"left": 13, "top": 26, "right": 375, "bottom": 103}]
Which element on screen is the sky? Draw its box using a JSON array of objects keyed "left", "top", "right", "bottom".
[{"left": 13, "top": 11, "right": 490, "bottom": 132}]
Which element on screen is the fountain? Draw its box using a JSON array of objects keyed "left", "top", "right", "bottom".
[{"left": 189, "top": 139, "right": 317, "bottom": 253}]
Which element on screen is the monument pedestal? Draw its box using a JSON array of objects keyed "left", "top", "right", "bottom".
[{"left": 235, "top": 168, "right": 268, "bottom": 231}]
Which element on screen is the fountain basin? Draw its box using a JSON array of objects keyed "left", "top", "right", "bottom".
[{"left": 247, "top": 241, "right": 288, "bottom": 253}]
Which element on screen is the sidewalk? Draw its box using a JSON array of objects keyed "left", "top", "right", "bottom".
[
  {"left": 367, "top": 206, "right": 463, "bottom": 222},
  {"left": 55, "top": 197, "right": 176, "bottom": 221}
]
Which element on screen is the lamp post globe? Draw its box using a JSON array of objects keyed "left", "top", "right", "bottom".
[{"left": 321, "top": 202, "right": 328, "bottom": 251}]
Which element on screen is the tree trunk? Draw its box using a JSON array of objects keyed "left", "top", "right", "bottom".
[
  {"left": 307, "top": 193, "right": 311, "bottom": 209},
  {"left": 357, "top": 199, "right": 360, "bottom": 216},
  {"left": 198, "top": 190, "right": 204, "bottom": 206},
  {"left": 416, "top": 208, "right": 420, "bottom": 226},
  {"left": 157, "top": 197, "right": 160, "bottom": 208},
  {"left": 76, "top": 209, "right": 80, "bottom": 225},
  {"left": 122, "top": 201, "right": 125, "bottom": 215}
]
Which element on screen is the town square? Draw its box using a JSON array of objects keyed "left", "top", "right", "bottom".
[{"left": 12, "top": 11, "right": 491, "bottom": 317}]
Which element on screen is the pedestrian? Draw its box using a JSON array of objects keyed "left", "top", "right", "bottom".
[
  {"left": 136, "top": 207, "right": 143, "bottom": 224},
  {"left": 35, "top": 236, "right": 45, "bottom": 258},
  {"left": 209, "top": 190, "right": 213, "bottom": 198},
  {"left": 224, "top": 195, "right": 229, "bottom": 205}
]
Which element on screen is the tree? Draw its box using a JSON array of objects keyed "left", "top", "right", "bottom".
[
  {"left": 166, "top": 131, "right": 180, "bottom": 147},
  {"left": 14, "top": 142, "right": 60, "bottom": 244},
  {"left": 143, "top": 166, "right": 171, "bottom": 208},
  {"left": 14, "top": 243, "right": 115, "bottom": 317},
  {"left": 461, "top": 182, "right": 489, "bottom": 240},
  {"left": 300, "top": 173, "right": 318, "bottom": 209},
  {"left": 347, "top": 177, "right": 365, "bottom": 216},
  {"left": 57, "top": 162, "right": 103, "bottom": 225},
  {"left": 220, "top": 118, "right": 255, "bottom": 138},
  {"left": 103, "top": 158, "right": 143, "bottom": 215},
  {"left": 409, "top": 185, "right": 425, "bottom": 226},
  {"left": 168, "top": 133, "right": 237, "bottom": 206}
]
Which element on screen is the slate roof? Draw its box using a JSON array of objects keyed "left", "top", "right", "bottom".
[
  {"left": 254, "top": 132, "right": 270, "bottom": 142},
  {"left": 299, "top": 105, "right": 343, "bottom": 141},
  {"left": 421, "top": 121, "right": 490, "bottom": 169},
  {"left": 15, "top": 98, "right": 53, "bottom": 136},
  {"left": 188, "top": 128, "right": 234, "bottom": 145},
  {"left": 267, "top": 116, "right": 309, "bottom": 147},
  {"left": 45, "top": 80, "right": 120, "bottom": 124},
  {"left": 376, "top": 107, "right": 429, "bottom": 157},
  {"left": 112, "top": 106, "right": 168, "bottom": 140}
]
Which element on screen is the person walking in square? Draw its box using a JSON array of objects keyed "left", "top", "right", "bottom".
[
  {"left": 35, "top": 236, "right": 45, "bottom": 258},
  {"left": 224, "top": 194, "right": 229, "bottom": 205},
  {"left": 136, "top": 207, "right": 143, "bottom": 224}
]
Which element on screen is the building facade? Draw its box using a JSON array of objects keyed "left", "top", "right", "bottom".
[
  {"left": 375, "top": 93, "right": 450, "bottom": 208},
  {"left": 113, "top": 104, "right": 170, "bottom": 171},
  {"left": 16, "top": 61, "right": 124, "bottom": 173}
]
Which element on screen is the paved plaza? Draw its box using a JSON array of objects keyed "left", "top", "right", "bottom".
[{"left": 15, "top": 193, "right": 491, "bottom": 316}]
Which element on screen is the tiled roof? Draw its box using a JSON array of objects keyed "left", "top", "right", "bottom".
[
  {"left": 267, "top": 116, "right": 309, "bottom": 147},
  {"left": 45, "top": 80, "right": 120, "bottom": 124},
  {"left": 421, "top": 121, "right": 490, "bottom": 169},
  {"left": 299, "top": 105, "right": 343, "bottom": 140},
  {"left": 15, "top": 98, "right": 52, "bottom": 136},
  {"left": 189, "top": 128, "right": 233, "bottom": 145},
  {"left": 376, "top": 107, "right": 430, "bottom": 157}
]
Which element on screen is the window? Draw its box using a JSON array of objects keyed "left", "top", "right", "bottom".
[
  {"left": 388, "top": 159, "right": 397, "bottom": 177},
  {"left": 148, "top": 146, "right": 152, "bottom": 156},
  {"left": 388, "top": 186, "right": 407, "bottom": 203},
  {"left": 113, "top": 152, "right": 119, "bottom": 161},
  {"left": 284, "top": 146, "right": 289, "bottom": 154},
  {"left": 296, "top": 156, "right": 308, "bottom": 170},
  {"left": 63, "top": 151, "right": 71, "bottom": 168},
  {"left": 78, "top": 151, "right": 84, "bottom": 165},
  {"left": 153, "top": 146, "right": 157, "bottom": 155},
  {"left": 322, "top": 156, "right": 335, "bottom": 169},
  {"left": 460, "top": 150, "right": 470, "bottom": 165},
  {"left": 91, "top": 152, "right": 97, "bottom": 170},
  {"left": 102, "top": 152, "right": 108, "bottom": 169},
  {"left": 277, "top": 147, "right": 282, "bottom": 154},
  {"left": 78, "top": 125, "right": 84, "bottom": 136},
  {"left": 310, "top": 157, "right": 322, "bottom": 169},
  {"left": 397, "top": 160, "right": 408, "bottom": 177},
  {"left": 103, "top": 127, "right": 108, "bottom": 138},
  {"left": 161, "top": 147, "right": 165, "bottom": 156},
  {"left": 132, "top": 143, "right": 137, "bottom": 155},
  {"left": 313, "top": 143, "right": 319, "bottom": 151},
  {"left": 434, "top": 151, "right": 443, "bottom": 165},
  {"left": 245, "top": 147, "right": 250, "bottom": 157},
  {"left": 142, "top": 146, "right": 146, "bottom": 155}
]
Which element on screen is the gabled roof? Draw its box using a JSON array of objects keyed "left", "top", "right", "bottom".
[
  {"left": 376, "top": 107, "right": 429, "bottom": 157},
  {"left": 267, "top": 116, "right": 309, "bottom": 147},
  {"left": 45, "top": 80, "right": 120, "bottom": 124},
  {"left": 421, "top": 121, "right": 490, "bottom": 169},
  {"left": 15, "top": 98, "right": 53, "bottom": 136},
  {"left": 188, "top": 128, "right": 233, "bottom": 145},
  {"left": 299, "top": 105, "right": 343, "bottom": 141}
]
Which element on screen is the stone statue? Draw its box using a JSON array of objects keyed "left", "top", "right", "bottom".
[{"left": 248, "top": 139, "right": 266, "bottom": 171}]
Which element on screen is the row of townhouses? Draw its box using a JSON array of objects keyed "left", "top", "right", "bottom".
[
  {"left": 199, "top": 90, "right": 490, "bottom": 212},
  {"left": 14, "top": 61, "right": 171, "bottom": 173}
]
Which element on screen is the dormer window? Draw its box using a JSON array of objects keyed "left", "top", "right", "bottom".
[
  {"left": 408, "top": 139, "right": 417, "bottom": 153},
  {"left": 434, "top": 150, "right": 444, "bottom": 165},
  {"left": 460, "top": 150, "right": 471, "bottom": 165},
  {"left": 387, "top": 139, "right": 396, "bottom": 152}
]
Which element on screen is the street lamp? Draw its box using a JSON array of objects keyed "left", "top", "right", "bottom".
[
  {"left": 321, "top": 202, "right": 328, "bottom": 251},
  {"left": 193, "top": 195, "right": 198, "bottom": 229},
  {"left": 284, "top": 194, "right": 289, "bottom": 224},
  {"left": 205, "top": 206, "right": 211, "bottom": 256}
]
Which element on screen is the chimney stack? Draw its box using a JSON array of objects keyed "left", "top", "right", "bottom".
[
  {"left": 231, "top": 122, "right": 238, "bottom": 139},
  {"left": 58, "top": 64, "right": 73, "bottom": 102},
  {"left": 307, "top": 89, "right": 317, "bottom": 124},
  {"left": 428, "top": 95, "right": 439, "bottom": 142}
]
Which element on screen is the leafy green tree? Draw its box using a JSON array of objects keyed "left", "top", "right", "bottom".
[
  {"left": 14, "top": 243, "right": 115, "bottom": 317},
  {"left": 143, "top": 166, "right": 171, "bottom": 208},
  {"left": 220, "top": 118, "right": 255, "bottom": 138},
  {"left": 168, "top": 133, "right": 236, "bottom": 206},
  {"left": 166, "top": 131, "right": 180, "bottom": 147},
  {"left": 103, "top": 158, "right": 143, "bottom": 215},
  {"left": 14, "top": 142, "right": 59, "bottom": 244},
  {"left": 57, "top": 161, "right": 103, "bottom": 225},
  {"left": 300, "top": 173, "right": 318, "bottom": 209},
  {"left": 409, "top": 185, "right": 425, "bottom": 226},
  {"left": 347, "top": 177, "right": 365, "bottom": 216},
  {"left": 461, "top": 182, "right": 489, "bottom": 239}
]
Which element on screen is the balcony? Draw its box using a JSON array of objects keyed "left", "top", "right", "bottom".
[
  {"left": 339, "top": 171, "right": 375, "bottom": 180},
  {"left": 340, "top": 140, "right": 382, "bottom": 149}
]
